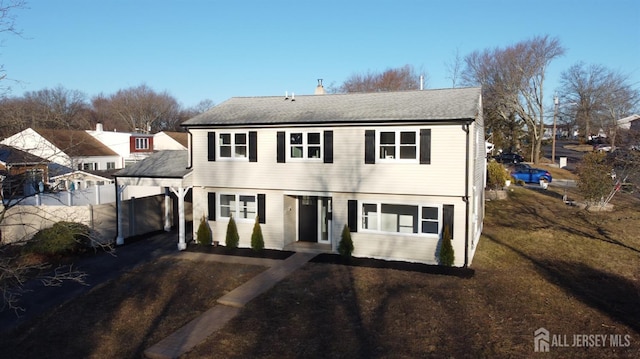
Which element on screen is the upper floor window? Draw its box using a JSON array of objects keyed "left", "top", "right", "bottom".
[
  {"left": 219, "top": 132, "right": 248, "bottom": 159},
  {"left": 135, "top": 137, "right": 150, "bottom": 150},
  {"left": 106, "top": 162, "right": 116, "bottom": 170},
  {"left": 365, "top": 129, "right": 430, "bottom": 164},
  {"left": 289, "top": 132, "right": 323, "bottom": 160},
  {"left": 378, "top": 130, "right": 417, "bottom": 161}
]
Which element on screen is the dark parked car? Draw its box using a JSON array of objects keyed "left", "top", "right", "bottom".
[
  {"left": 493, "top": 152, "right": 524, "bottom": 163},
  {"left": 511, "top": 167, "right": 553, "bottom": 184}
]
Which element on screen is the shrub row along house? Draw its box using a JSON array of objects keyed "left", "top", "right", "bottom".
[{"left": 181, "top": 87, "right": 486, "bottom": 267}]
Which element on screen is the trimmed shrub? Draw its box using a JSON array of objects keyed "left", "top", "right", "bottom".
[
  {"left": 250, "top": 216, "right": 265, "bottom": 251},
  {"left": 196, "top": 215, "right": 212, "bottom": 245},
  {"left": 225, "top": 215, "right": 239, "bottom": 248},
  {"left": 487, "top": 160, "right": 510, "bottom": 190},
  {"left": 439, "top": 226, "right": 455, "bottom": 266},
  {"left": 23, "top": 221, "right": 91, "bottom": 256},
  {"left": 338, "top": 224, "right": 354, "bottom": 259}
]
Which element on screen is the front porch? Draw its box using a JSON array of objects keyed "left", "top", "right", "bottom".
[{"left": 283, "top": 241, "right": 333, "bottom": 254}]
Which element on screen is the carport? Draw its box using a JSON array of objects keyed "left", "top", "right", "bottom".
[{"left": 113, "top": 150, "right": 192, "bottom": 250}]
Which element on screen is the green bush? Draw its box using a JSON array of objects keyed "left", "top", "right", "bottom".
[
  {"left": 577, "top": 152, "right": 613, "bottom": 204},
  {"left": 196, "top": 215, "right": 212, "bottom": 245},
  {"left": 338, "top": 224, "right": 354, "bottom": 259},
  {"left": 487, "top": 160, "right": 509, "bottom": 189},
  {"left": 225, "top": 215, "right": 239, "bottom": 248},
  {"left": 23, "top": 221, "right": 91, "bottom": 256},
  {"left": 250, "top": 216, "right": 264, "bottom": 251},
  {"left": 439, "top": 226, "right": 455, "bottom": 266}
]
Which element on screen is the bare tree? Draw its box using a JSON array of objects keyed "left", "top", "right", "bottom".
[
  {"left": 23, "top": 86, "right": 91, "bottom": 129},
  {"left": 445, "top": 48, "right": 462, "bottom": 88},
  {"left": 338, "top": 64, "right": 422, "bottom": 93},
  {"left": 560, "top": 63, "right": 639, "bottom": 147},
  {"left": 463, "top": 36, "right": 565, "bottom": 163},
  {"left": 92, "top": 84, "right": 181, "bottom": 133}
]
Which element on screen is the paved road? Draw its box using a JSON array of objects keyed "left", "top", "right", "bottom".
[
  {"left": 542, "top": 140, "right": 586, "bottom": 171},
  {"left": 0, "top": 230, "right": 179, "bottom": 333}
]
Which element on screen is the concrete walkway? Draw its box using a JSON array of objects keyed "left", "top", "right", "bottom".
[{"left": 144, "top": 251, "right": 317, "bottom": 359}]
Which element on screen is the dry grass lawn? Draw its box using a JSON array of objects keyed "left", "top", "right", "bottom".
[{"left": 1, "top": 181, "right": 639, "bottom": 358}]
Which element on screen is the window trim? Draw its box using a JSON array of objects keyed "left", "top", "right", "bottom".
[
  {"left": 217, "top": 131, "right": 250, "bottom": 161},
  {"left": 359, "top": 201, "right": 441, "bottom": 238},
  {"left": 218, "top": 193, "right": 257, "bottom": 222},
  {"left": 287, "top": 131, "right": 324, "bottom": 161},
  {"left": 376, "top": 129, "right": 419, "bottom": 163},
  {"left": 135, "top": 137, "right": 150, "bottom": 150}
]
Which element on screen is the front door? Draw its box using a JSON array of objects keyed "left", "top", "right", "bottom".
[{"left": 298, "top": 196, "right": 318, "bottom": 242}]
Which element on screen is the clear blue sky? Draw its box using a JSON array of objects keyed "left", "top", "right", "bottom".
[{"left": 2, "top": 0, "right": 639, "bottom": 110}]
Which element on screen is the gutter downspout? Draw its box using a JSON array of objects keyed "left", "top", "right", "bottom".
[{"left": 462, "top": 122, "right": 471, "bottom": 268}]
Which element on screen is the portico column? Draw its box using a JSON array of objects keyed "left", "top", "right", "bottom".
[
  {"left": 164, "top": 187, "right": 171, "bottom": 232},
  {"left": 171, "top": 186, "right": 189, "bottom": 250}
]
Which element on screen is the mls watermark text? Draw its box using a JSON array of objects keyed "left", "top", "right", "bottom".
[{"left": 534, "top": 327, "right": 632, "bottom": 352}]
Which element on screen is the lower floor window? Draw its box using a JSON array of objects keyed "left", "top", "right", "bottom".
[
  {"left": 220, "top": 194, "right": 256, "bottom": 219},
  {"left": 362, "top": 202, "right": 440, "bottom": 235}
]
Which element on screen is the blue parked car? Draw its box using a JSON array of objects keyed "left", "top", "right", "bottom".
[{"left": 511, "top": 167, "right": 552, "bottom": 184}]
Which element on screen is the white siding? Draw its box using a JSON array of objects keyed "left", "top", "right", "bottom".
[
  {"left": 190, "top": 125, "right": 467, "bottom": 197},
  {"left": 187, "top": 119, "right": 483, "bottom": 267}
]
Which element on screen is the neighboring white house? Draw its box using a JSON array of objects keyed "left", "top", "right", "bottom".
[
  {"left": 1, "top": 128, "right": 121, "bottom": 176},
  {"left": 86, "top": 123, "right": 155, "bottom": 168},
  {"left": 617, "top": 114, "right": 640, "bottom": 131},
  {"left": 154, "top": 131, "right": 188, "bottom": 150},
  {"left": 181, "top": 88, "right": 486, "bottom": 267}
]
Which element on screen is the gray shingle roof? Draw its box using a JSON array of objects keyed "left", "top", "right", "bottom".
[
  {"left": 182, "top": 87, "right": 481, "bottom": 127},
  {"left": 114, "top": 150, "right": 190, "bottom": 178}
]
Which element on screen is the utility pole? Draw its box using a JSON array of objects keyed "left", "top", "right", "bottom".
[{"left": 552, "top": 94, "right": 559, "bottom": 164}]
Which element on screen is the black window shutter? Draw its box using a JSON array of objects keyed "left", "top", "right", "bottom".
[
  {"left": 324, "top": 130, "right": 333, "bottom": 163},
  {"left": 443, "top": 204, "right": 454, "bottom": 238},
  {"left": 364, "top": 130, "right": 375, "bottom": 164},
  {"left": 207, "top": 192, "right": 216, "bottom": 221},
  {"left": 420, "top": 129, "right": 431, "bottom": 164},
  {"left": 207, "top": 132, "right": 216, "bottom": 161},
  {"left": 348, "top": 200, "right": 358, "bottom": 232},
  {"left": 258, "top": 194, "right": 266, "bottom": 224},
  {"left": 249, "top": 131, "right": 258, "bottom": 162},
  {"left": 277, "top": 131, "right": 286, "bottom": 163}
]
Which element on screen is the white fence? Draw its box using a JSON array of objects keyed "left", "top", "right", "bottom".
[{"left": 3, "top": 184, "right": 163, "bottom": 207}]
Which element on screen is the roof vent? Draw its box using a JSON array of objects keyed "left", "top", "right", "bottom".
[
  {"left": 284, "top": 91, "right": 289, "bottom": 100},
  {"left": 314, "top": 79, "right": 326, "bottom": 95},
  {"left": 291, "top": 92, "right": 295, "bottom": 101}
]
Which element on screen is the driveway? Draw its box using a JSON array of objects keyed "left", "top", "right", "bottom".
[{"left": 0, "top": 230, "right": 179, "bottom": 333}]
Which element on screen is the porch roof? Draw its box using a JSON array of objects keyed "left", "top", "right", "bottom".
[{"left": 113, "top": 150, "right": 192, "bottom": 188}]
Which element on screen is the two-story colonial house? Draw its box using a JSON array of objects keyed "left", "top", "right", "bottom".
[{"left": 182, "top": 87, "right": 485, "bottom": 267}]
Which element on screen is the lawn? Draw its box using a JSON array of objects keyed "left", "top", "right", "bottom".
[{"left": 1, "top": 184, "right": 639, "bottom": 358}]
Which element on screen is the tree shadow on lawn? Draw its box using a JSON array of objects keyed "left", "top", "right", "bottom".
[{"left": 490, "top": 235, "right": 640, "bottom": 334}]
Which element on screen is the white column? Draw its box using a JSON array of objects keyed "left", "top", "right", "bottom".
[
  {"left": 116, "top": 184, "right": 126, "bottom": 245},
  {"left": 164, "top": 187, "right": 171, "bottom": 232},
  {"left": 171, "top": 186, "right": 188, "bottom": 250}
]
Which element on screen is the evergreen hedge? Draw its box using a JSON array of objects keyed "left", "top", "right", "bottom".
[
  {"left": 225, "top": 215, "right": 239, "bottom": 248},
  {"left": 196, "top": 215, "right": 212, "bottom": 245},
  {"left": 250, "top": 216, "right": 264, "bottom": 251},
  {"left": 338, "top": 224, "right": 354, "bottom": 259},
  {"left": 439, "top": 226, "right": 455, "bottom": 266}
]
